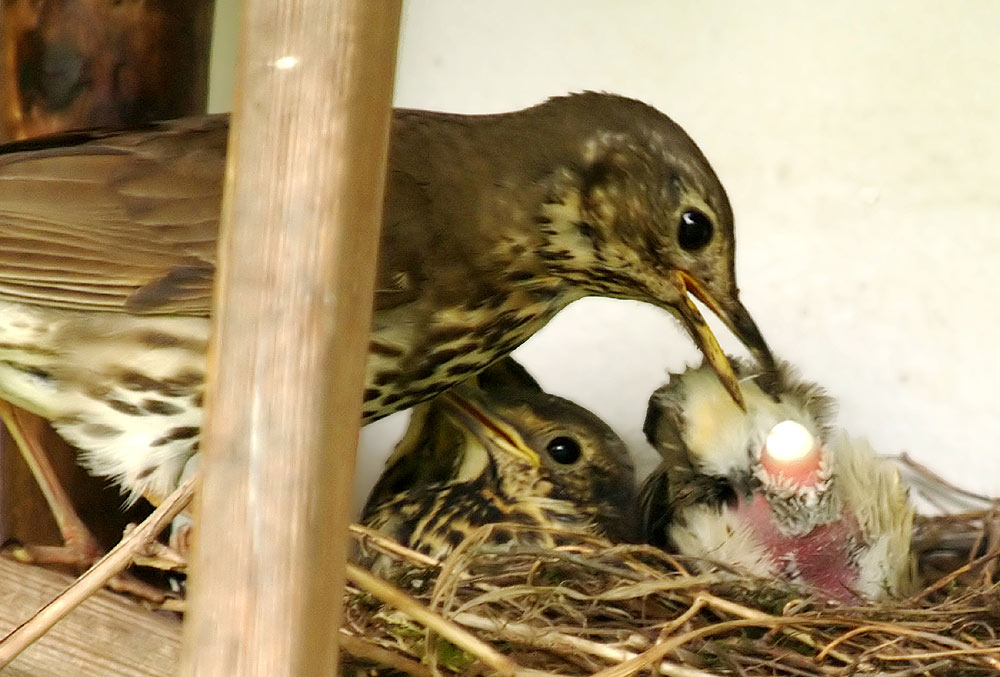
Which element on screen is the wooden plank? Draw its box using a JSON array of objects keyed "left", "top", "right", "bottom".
[
  {"left": 178, "top": 1, "right": 402, "bottom": 675},
  {"left": 0, "top": 558, "right": 180, "bottom": 677}
]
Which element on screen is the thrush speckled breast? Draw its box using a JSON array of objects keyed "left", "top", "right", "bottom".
[
  {"left": 640, "top": 359, "right": 917, "bottom": 603},
  {"left": 0, "top": 92, "right": 773, "bottom": 506},
  {"left": 360, "top": 358, "right": 638, "bottom": 563}
]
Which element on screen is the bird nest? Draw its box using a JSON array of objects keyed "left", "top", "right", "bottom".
[{"left": 341, "top": 458, "right": 1000, "bottom": 676}]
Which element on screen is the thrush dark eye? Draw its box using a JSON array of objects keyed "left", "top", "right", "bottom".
[
  {"left": 546, "top": 436, "right": 582, "bottom": 464},
  {"left": 678, "top": 210, "right": 714, "bottom": 251}
]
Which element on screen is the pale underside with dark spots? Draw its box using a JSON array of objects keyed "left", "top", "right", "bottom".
[
  {"left": 360, "top": 281, "right": 579, "bottom": 420},
  {"left": 0, "top": 302, "right": 208, "bottom": 502},
  {"left": 0, "top": 277, "right": 578, "bottom": 502}
]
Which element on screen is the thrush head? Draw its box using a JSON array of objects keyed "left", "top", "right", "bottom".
[
  {"left": 374, "top": 92, "right": 773, "bottom": 415},
  {"left": 361, "top": 358, "right": 638, "bottom": 561},
  {"left": 640, "top": 358, "right": 917, "bottom": 603},
  {"left": 528, "top": 93, "right": 774, "bottom": 405}
]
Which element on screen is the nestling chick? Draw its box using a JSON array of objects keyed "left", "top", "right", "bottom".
[
  {"left": 640, "top": 359, "right": 917, "bottom": 603},
  {"left": 361, "top": 358, "right": 638, "bottom": 562}
]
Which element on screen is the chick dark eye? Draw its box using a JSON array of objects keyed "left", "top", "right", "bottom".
[
  {"left": 678, "top": 209, "right": 714, "bottom": 251},
  {"left": 546, "top": 436, "right": 582, "bottom": 464}
]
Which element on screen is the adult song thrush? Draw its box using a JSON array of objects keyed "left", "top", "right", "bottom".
[
  {"left": 0, "top": 92, "right": 772, "bottom": 514},
  {"left": 360, "top": 358, "right": 637, "bottom": 562},
  {"left": 640, "top": 359, "right": 917, "bottom": 603}
]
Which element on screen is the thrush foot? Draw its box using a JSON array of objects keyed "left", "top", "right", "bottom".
[
  {"left": 0, "top": 400, "right": 106, "bottom": 571},
  {"left": 2, "top": 534, "right": 172, "bottom": 604},
  {"left": 3, "top": 533, "right": 103, "bottom": 570}
]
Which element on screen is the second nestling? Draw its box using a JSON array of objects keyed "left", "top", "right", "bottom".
[
  {"left": 359, "top": 357, "right": 638, "bottom": 572},
  {"left": 640, "top": 358, "right": 918, "bottom": 603}
]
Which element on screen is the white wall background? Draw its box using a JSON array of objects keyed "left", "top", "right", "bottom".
[{"left": 209, "top": 1, "right": 1000, "bottom": 514}]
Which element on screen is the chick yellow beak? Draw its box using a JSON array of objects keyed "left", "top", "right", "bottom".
[
  {"left": 439, "top": 387, "right": 541, "bottom": 467},
  {"left": 669, "top": 270, "right": 776, "bottom": 410}
]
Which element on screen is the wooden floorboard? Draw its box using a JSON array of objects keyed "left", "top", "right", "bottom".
[{"left": 0, "top": 558, "right": 180, "bottom": 676}]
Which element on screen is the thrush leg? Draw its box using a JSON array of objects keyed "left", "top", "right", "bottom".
[
  {"left": 0, "top": 399, "right": 103, "bottom": 568},
  {"left": 0, "top": 401, "right": 174, "bottom": 602}
]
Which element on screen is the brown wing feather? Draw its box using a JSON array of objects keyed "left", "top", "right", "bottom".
[
  {"left": 372, "top": 168, "right": 434, "bottom": 313},
  {"left": 0, "top": 112, "right": 448, "bottom": 318},
  {"left": 0, "top": 116, "right": 227, "bottom": 315},
  {"left": 0, "top": 108, "right": 483, "bottom": 318}
]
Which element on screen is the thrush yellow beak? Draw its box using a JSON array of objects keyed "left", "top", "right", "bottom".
[
  {"left": 440, "top": 386, "right": 542, "bottom": 467},
  {"left": 669, "top": 270, "right": 776, "bottom": 411}
]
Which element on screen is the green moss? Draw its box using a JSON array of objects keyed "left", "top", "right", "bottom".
[{"left": 433, "top": 638, "right": 476, "bottom": 672}]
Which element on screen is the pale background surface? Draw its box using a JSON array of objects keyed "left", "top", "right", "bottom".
[{"left": 208, "top": 1, "right": 1000, "bottom": 514}]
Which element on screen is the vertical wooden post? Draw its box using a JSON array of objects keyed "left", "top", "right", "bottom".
[{"left": 178, "top": 2, "right": 401, "bottom": 675}]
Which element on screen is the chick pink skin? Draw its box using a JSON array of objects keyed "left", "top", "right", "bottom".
[
  {"left": 737, "top": 492, "right": 862, "bottom": 604},
  {"left": 736, "top": 429, "right": 864, "bottom": 604}
]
